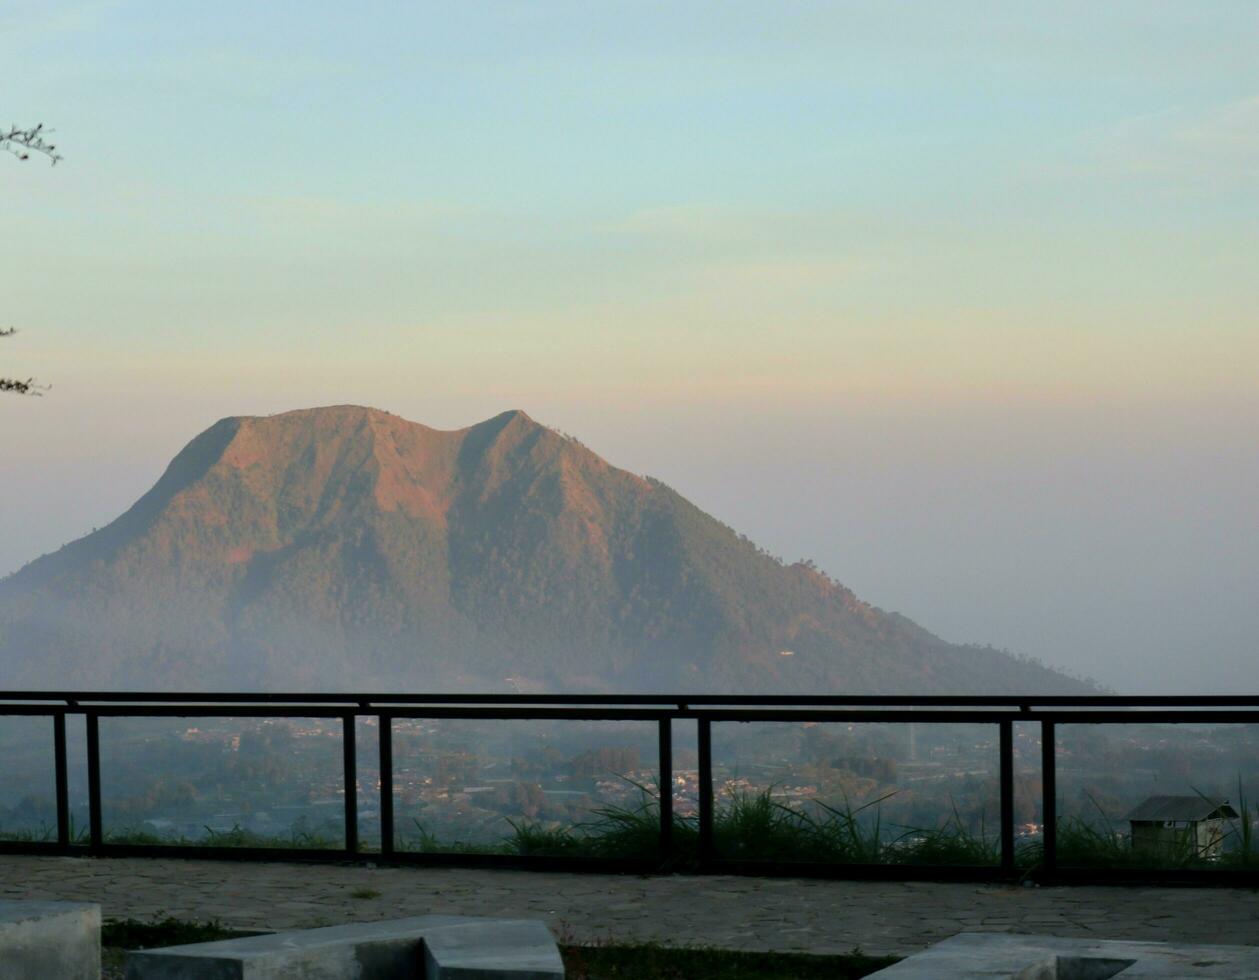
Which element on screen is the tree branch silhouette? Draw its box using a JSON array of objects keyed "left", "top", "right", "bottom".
[
  {"left": 3, "top": 120, "right": 60, "bottom": 395},
  {"left": 0, "top": 328, "right": 42, "bottom": 395},
  {"left": 2, "top": 123, "right": 61, "bottom": 164}
]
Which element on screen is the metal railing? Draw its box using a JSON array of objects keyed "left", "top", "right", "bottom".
[{"left": 2, "top": 691, "right": 1258, "bottom": 884}]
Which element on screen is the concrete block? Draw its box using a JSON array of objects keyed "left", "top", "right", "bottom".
[
  {"left": 423, "top": 919, "right": 565, "bottom": 980},
  {"left": 125, "top": 914, "right": 564, "bottom": 980},
  {"left": 866, "top": 932, "right": 1259, "bottom": 978},
  {"left": 125, "top": 915, "right": 473, "bottom": 980},
  {"left": 0, "top": 899, "right": 101, "bottom": 980}
]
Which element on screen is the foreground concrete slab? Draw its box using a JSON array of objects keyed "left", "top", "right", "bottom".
[
  {"left": 0, "top": 899, "right": 101, "bottom": 980},
  {"left": 423, "top": 919, "right": 564, "bottom": 979},
  {"left": 125, "top": 914, "right": 563, "bottom": 979},
  {"left": 867, "top": 932, "right": 1259, "bottom": 978}
]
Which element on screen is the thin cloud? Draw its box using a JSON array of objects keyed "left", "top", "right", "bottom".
[
  {"left": 1090, "top": 95, "right": 1259, "bottom": 181},
  {"left": 698, "top": 254, "right": 871, "bottom": 293},
  {"left": 0, "top": 0, "right": 121, "bottom": 38}
]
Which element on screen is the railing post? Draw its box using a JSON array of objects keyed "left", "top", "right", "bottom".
[
  {"left": 657, "top": 718, "right": 673, "bottom": 868},
  {"left": 54, "top": 713, "right": 70, "bottom": 849},
  {"left": 999, "top": 718, "right": 1015, "bottom": 876},
  {"left": 343, "top": 714, "right": 358, "bottom": 855},
  {"left": 697, "top": 717, "right": 713, "bottom": 869},
  {"left": 379, "top": 714, "right": 394, "bottom": 857},
  {"left": 85, "top": 712, "right": 102, "bottom": 853},
  {"left": 1041, "top": 719, "right": 1056, "bottom": 878}
]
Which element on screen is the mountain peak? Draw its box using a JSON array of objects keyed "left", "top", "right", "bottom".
[
  {"left": 483, "top": 408, "right": 534, "bottom": 426},
  {"left": 465, "top": 408, "right": 540, "bottom": 440},
  {"left": 222, "top": 405, "right": 543, "bottom": 441}
]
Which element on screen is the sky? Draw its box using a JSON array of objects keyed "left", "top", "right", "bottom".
[{"left": 2, "top": 1, "right": 1256, "bottom": 692}]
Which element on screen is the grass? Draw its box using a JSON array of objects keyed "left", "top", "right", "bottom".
[
  {"left": 0, "top": 816, "right": 341, "bottom": 850},
  {"left": 711, "top": 790, "right": 1009, "bottom": 867},
  {"left": 0, "top": 826, "right": 57, "bottom": 843},
  {"left": 349, "top": 887, "right": 381, "bottom": 899},
  {"left": 0, "top": 813, "right": 89, "bottom": 845},
  {"left": 398, "top": 785, "right": 1000, "bottom": 868},
  {"left": 101, "top": 915, "right": 266, "bottom": 976},
  {"left": 713, "top": 790, "right": 886, "bottom": 864},
  {"left": 892, "top": 807, "right": 1001, "bottom": 867},
  {"left": 91, "top": 823, "right": 344, "bottom": 849},
  {"left": 398, "top": 819, "right": 503, "bottom": 855},
  {"left": 101, "top": 915, "right": 260, "bottom": 949},
  {"left": 399, "top": 780, "right": 1259, "bottom": 874},
  {"left": 561, "top": 941, "right": 897, "bottom": 979},
  {"left": 1223, "top": 782, "right": 1259, "bottom": 869}
]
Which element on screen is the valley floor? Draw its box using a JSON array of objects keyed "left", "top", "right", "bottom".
[{"left": 2, "top": 855, "right": 1257, "bottom": 958}]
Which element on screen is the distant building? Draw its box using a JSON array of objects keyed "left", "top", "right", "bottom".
[{"left": 1125, "top": 795, "right": 1239, "bottom": 860}]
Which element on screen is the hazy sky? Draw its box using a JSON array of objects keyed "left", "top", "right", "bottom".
[{"left": 3, "top": 1, "right": 1256, "bottom": 692}]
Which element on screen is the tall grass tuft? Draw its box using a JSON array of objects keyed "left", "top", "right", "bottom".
[
  {"left": 892, "top": 805, "right": 1000, "bottom": 866},
  {"left": 714, "top": 789, "right": 893, "bottom": 864},
  {"left": 1213, "top": 778, "right": 1257, "bottom": 871},
  {"left": 446, "top": 784, "right": 1001, "bottom": 867}
]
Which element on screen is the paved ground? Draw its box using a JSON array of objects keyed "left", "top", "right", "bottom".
[{"left": 2, "top": 855, "right": 1258, "bottom": 957}]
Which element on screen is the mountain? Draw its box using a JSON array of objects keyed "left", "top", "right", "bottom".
[{"left": 0, "top": 406, "right": 1090, "bottom": 693}]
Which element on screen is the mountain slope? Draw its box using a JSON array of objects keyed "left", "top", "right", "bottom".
[{"left": 0, "top": 406, "right": 1089, "bottom": 693}]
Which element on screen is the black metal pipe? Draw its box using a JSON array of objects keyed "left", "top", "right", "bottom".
[
  {"left": 379, "top": 714, "right": 394, "bottom": 857},
  {"left": 343, "top": 714, "right": 358, "bottom": 855},
  {"left": 999, "top": 719, "right": 1015, "bottom": 876},
  {"left": 53, "top": 712, "right": 69, "bottom": 849},
  {"left": 658, "top": 718, "right": 673, "bottom": 868},
  {"left": 697, "top": 718, "right": 713, "bottom": 869},
  {"left": 85, "top": 712, "right": 102, "bottom": 853},
  {"left": 1041, "top": 719, "right": 1056, "bottom": 877}
]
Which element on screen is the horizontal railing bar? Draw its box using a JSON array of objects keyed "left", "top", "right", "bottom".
[
  {"left": 5, "top": 691, "right": 1259, "bottom": 708},
  {"left": 3, "top": 704, "right": 1259, "bottom": 724},
  {"left": 0, "top": 706, "right": 676, "bottom": 722},
  {"left": 0, "top": 841, "right": 657, "bottom": 872},
  {"left": 378, "top": 707, "right": 675, "bottom": 721},
  {"left": 60, "top": 706, "right": 350, "bottom": 719},
  {"left": 1031, "top": 710, "right": 1259, "bottom": 724},
  {"left": 696, "top": 709, "right": 1259, "bottom": 724},
  {"left": 0, "top": 840, "right": 69, "bottom": 855},
  {"left": 697, "top": 709, "right": 1021, "bottom": 723},
  {"left": 706, "top": 860, "right": 1005, "bottom": 882}
]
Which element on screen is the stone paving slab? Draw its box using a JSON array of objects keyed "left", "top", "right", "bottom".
[
  {"left": 1, "top": 856, "right": 1258, "bottom": 958},
  {"left": 0, "top": 899, "right": 101, "bottom": 980}
]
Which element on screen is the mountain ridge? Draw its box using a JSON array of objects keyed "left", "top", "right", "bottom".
[{"left": 0, "top": 405, "right": 1093, "bottom": 694}]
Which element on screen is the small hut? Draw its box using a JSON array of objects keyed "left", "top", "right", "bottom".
[{"left": 1125, "top": 796, "right": 1239, "bottom": 860}]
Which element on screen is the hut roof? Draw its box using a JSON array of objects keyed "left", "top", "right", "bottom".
[{"left": 1125, "top": 795, "right": 1239, "bottom": 822}]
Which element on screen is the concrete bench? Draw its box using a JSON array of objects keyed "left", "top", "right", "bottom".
[
  {"left": 124, "top": 913, "right": 565, "bottom": 979},
  {"left": 0, "top": 900, "right": 101, "bottom": 980},
  {"left": 867, "top": 932, "right": 1259, "bottom": 978},
  {"left": 420, "top": 918, "right": 566, "bottom": 979}
]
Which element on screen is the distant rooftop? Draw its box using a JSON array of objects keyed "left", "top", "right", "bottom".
[{"left": 1124, "top": 796, "right": 1239, "bottom": 823}]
